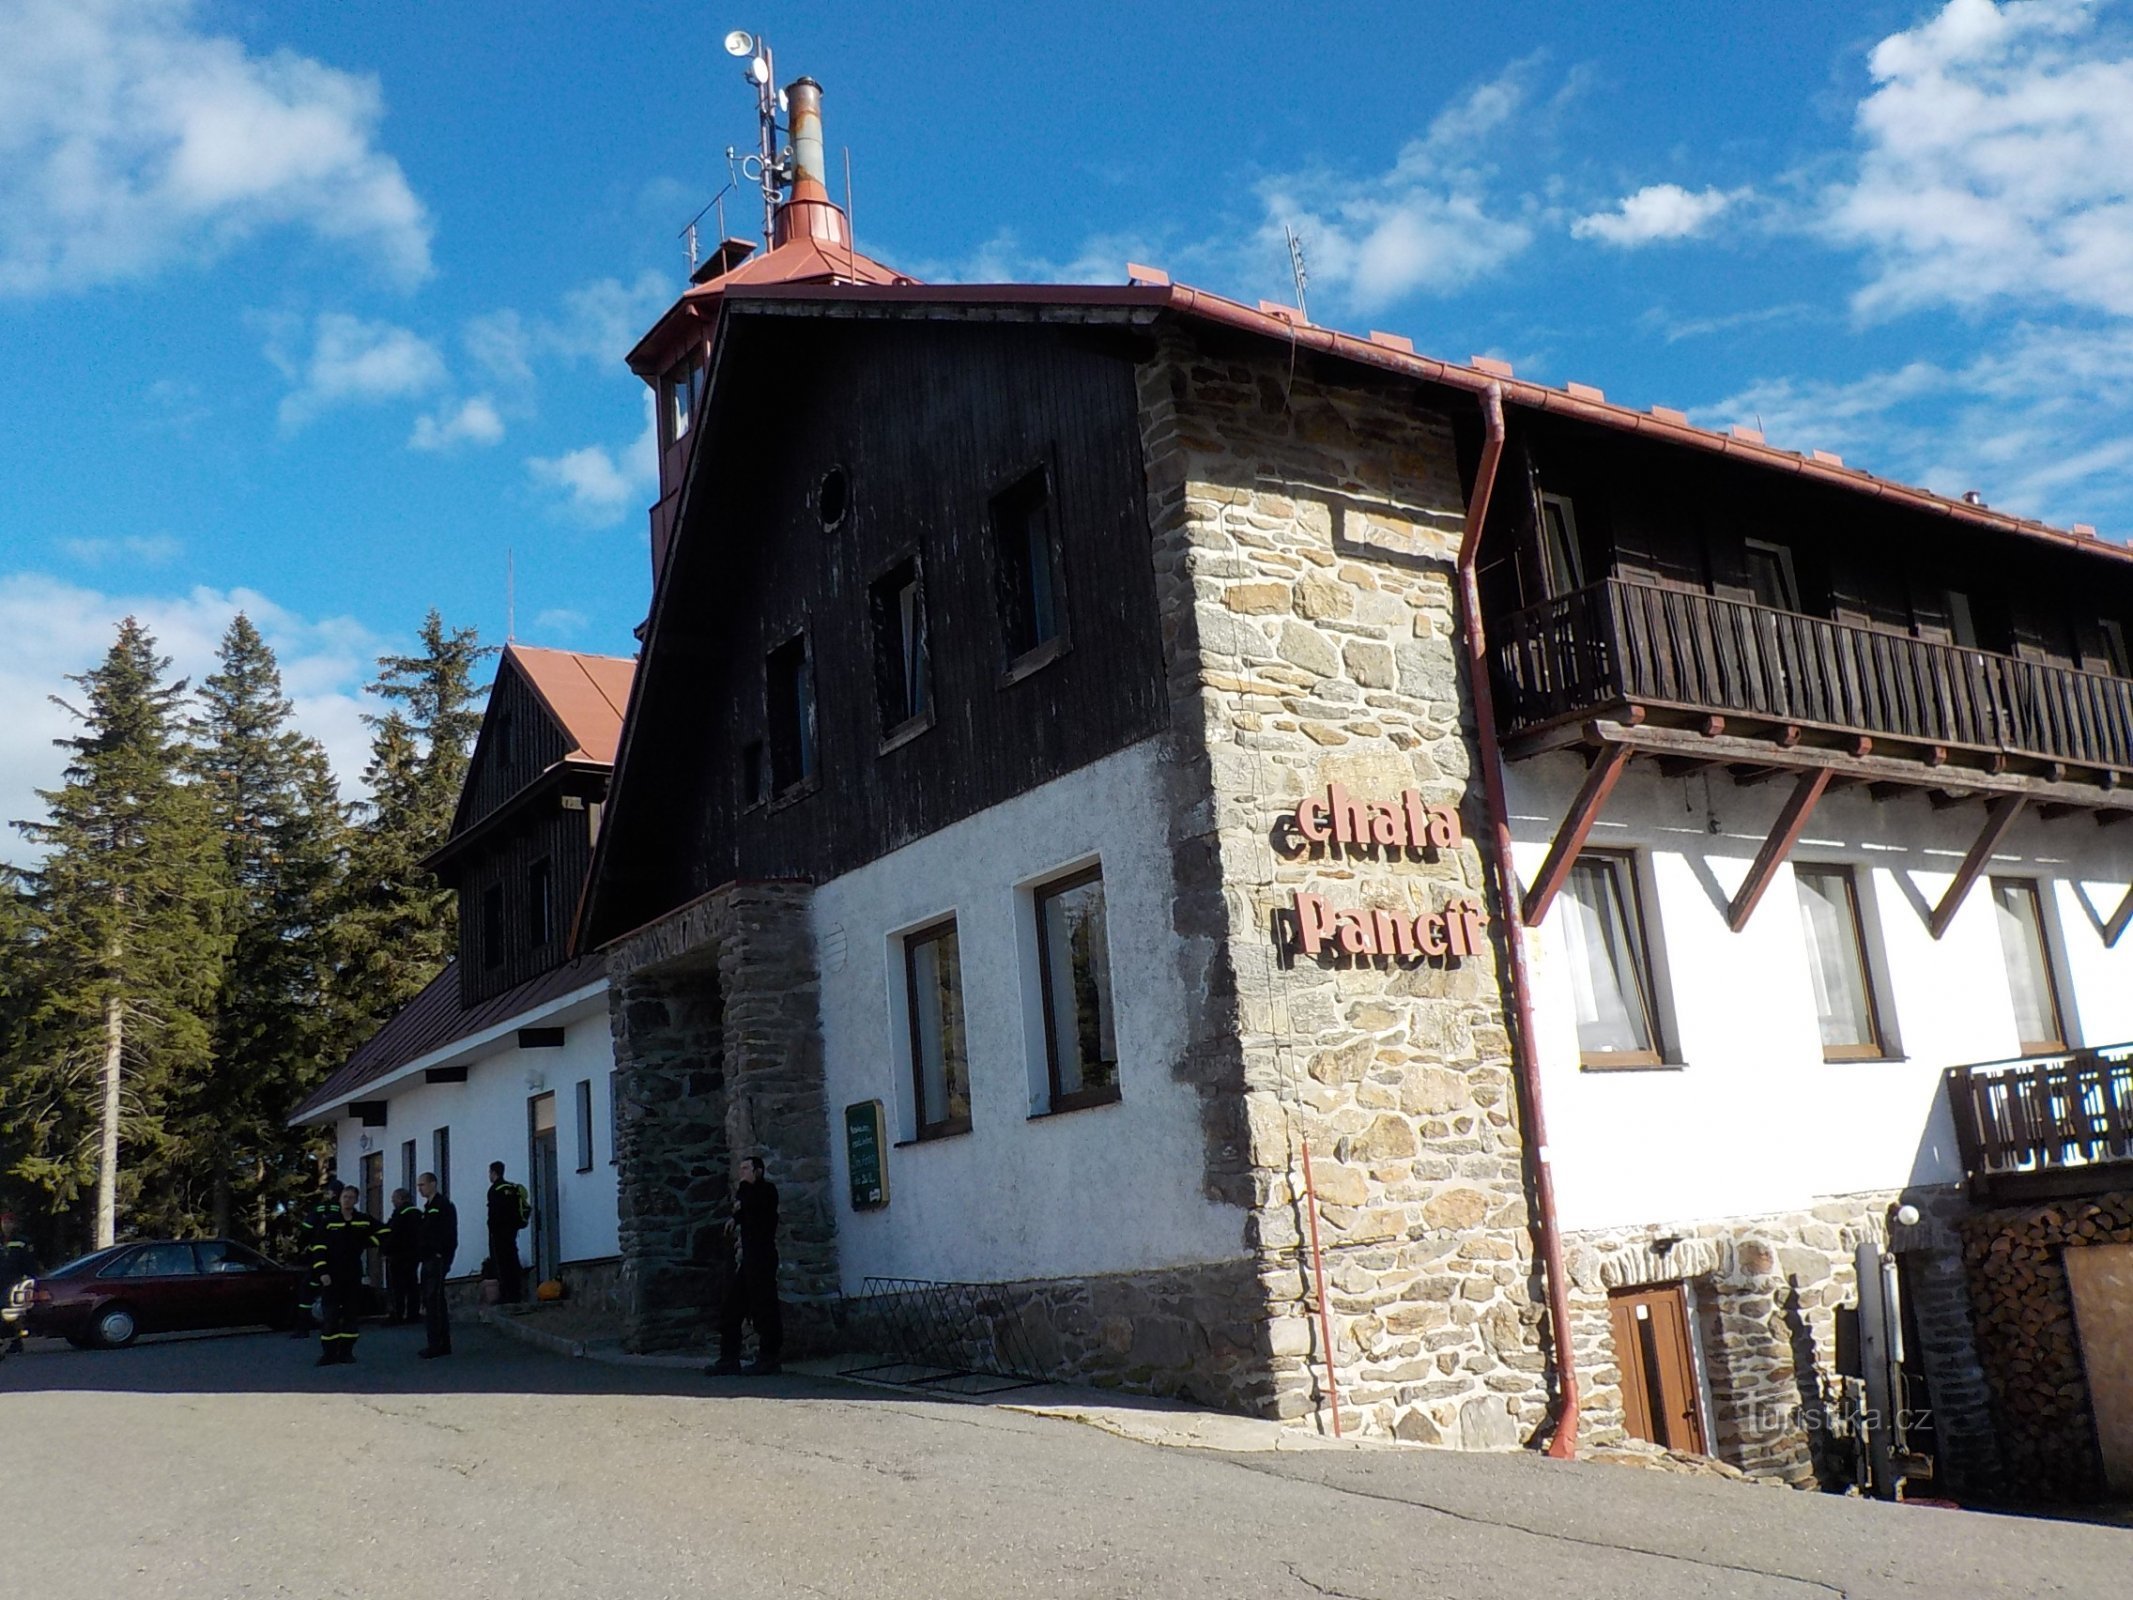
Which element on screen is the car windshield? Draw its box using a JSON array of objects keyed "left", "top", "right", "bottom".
[{"left": 41, "top": 1246, "right": 127, "bottom": 1280}]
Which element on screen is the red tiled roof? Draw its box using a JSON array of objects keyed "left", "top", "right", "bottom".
[
  {"left": 289, "top": 953, "right": 606, "bottom": 1124},
  {"left": 506, "top": 645, "right": 635, "bottom": 765}
]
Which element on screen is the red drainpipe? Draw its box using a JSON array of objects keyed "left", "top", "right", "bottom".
[{"left": 1456, "top": 382, "right": 1580, "bottom": 1459}]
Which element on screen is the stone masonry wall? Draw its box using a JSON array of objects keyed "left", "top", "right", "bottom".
[
  {"left": 606, "top": 881, "right": 832, "bottom": 1354},
  {"left": 1137, "top": 336, "right": 1550, "bottom": 1446},
  {"left": 1565, "top": 1185, "right": 1997, "bottom": 1490}
]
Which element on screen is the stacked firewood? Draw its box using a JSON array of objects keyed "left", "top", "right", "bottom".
[{"left": 1958, "top": 1194, "right": 2133, "bottom": 1501}]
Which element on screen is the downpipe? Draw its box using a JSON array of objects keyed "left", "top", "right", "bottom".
[{"left": 1456, "top": 383, "right": 1581, "bottom": 1459}]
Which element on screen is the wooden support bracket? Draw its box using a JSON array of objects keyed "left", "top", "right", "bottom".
[
  {"left": 1929, "top": 795, "right": 2028, "bottom": 940},
  {"left": 1522, "top": 742, "right": 1634, "bottom": 928},
  {"left": 1728, "top": 769, "right": 1833, "bottom": 933},
  {"left": 2105, "top": 885, "right": 2133, "bottom": 949}
]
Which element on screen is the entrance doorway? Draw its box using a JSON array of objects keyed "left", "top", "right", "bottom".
[
  {"left": 1609, "top": 1283, "right": 1709, "bottom": 1454},
  {"left": 528, "top": 1093, "right": 561, "bottom": 1286}
]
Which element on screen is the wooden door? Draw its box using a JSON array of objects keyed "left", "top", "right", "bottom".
[
  {"left": 2065, "top": 1243, "right": 2133, "bottom": 1494},
  {"left": 1609, "top": 1283, "right": 1708, "bottom": 1454}
]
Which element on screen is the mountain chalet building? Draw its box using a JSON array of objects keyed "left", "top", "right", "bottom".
[
  {"left": 301, "top": 80, "right": 2133, "bottom": 1500},
  {"left": 295, "top": 646, "right": 634, "bottom": 1295}
]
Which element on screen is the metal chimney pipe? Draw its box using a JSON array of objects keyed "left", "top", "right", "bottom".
[{"left": 787, "top": 78, "right": 827, "bottom": 192}]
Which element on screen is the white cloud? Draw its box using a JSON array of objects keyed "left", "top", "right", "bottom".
[
  {"left": 1255, "top": 68, "right": 1539, "bottom": 311},
  {"left": 1573, "top": 184, "right": 1742, "bottom": 247},
  {"left": 56, "top": 533, "right": 184, "bottom": 568},
  {"left": 0, "top": 573, "right": 376, "bottom": 859},
  {"left": 532, "top": 608, "right": 587, "bottom": 638},
  {"left": 409, "top": 395, "right": 504, "bottom": 451},
  {"left": 0, "top": 0, "right": 431, "bottom": 295},
  {"left": 1704, "top": 321, "right": 2133, "bottom": 533},
  {"left": 273, "top": 311, "right": 444, "bottom": 430},
  {"left": 527, "top": 394, "right": 658, "bottom": 528},
  {"left": 1829, "top": 0, "right": 2133, "bottom": 318},
  {"left": 464, "top": 271, "right": 673, "bottom": 390}
]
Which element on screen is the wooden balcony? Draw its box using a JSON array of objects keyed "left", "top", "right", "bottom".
[
  {"left": 1947, "top": 1045, "right": 2133, "bottom": 1202},
  {"left": 1494, "top": 578, "right": 2133, "bottom": 798}
]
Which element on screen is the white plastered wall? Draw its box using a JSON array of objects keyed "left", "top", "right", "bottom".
[
  {"left": 329, "top": 992, "right": 620, "bottom": 1277},
  {"left": 813, "top": 735, "right": 1246, "bottom": 1292},
  {"left": 1507, "top": 754, "right": 2133, "bottom": 1233}
]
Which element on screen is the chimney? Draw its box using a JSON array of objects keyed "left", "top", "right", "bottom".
[{"left": 773, "top": 77, "right": 849, "bottom": 250}]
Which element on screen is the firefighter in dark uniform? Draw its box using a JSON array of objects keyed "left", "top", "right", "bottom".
[
  {"left": 707, "top": 1155, "right": 781, "bottom": 1376},
  {"left": 415, "top": 1170, "right": 458, "bottom": 1359},
  {"left": 311, "top": 1184, "right": 380, "bottom": 1366},
  {"left": 1, "top": 1212, "right": 40, "bottom": 1355},
  {"left": 382, "top": 1188, "right": 422, "bottom": 1324},
  {"left": 485, "top": 1161, "right": 530, "bottom": 1303},
  {"left": 290, "top": 1174, "right": 341, "bottom": 1338}
]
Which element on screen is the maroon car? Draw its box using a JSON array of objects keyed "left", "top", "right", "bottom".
[{"left": 6, "top": 1239, "right": 306, "bottom": 1349}]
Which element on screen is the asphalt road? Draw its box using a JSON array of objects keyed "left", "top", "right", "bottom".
[{"left": 2, "top": 1320, "right": 2126, "bottom": 1599}]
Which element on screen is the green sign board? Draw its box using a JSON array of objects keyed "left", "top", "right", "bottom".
[{"left": 845, "top": 1099, "right": 888, "bottom": 1211}]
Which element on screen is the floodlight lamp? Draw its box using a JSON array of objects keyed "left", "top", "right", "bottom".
[
  {"left": 749, "top": 56, "right": 771, "bottom": 85},
  {"left": 724, "top": 30, "right": 756, "bottom": 57}
]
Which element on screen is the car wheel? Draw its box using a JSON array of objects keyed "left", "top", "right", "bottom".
[{"left": 91, "top": 1304, "right": 138, "bottom": 1349}]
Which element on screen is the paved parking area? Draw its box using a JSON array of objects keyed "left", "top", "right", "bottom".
[{"left": 2, "top": 1321, "right": 2125, "bottom": 1598}]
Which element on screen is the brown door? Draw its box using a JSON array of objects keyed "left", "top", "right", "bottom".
[{"left": 1609, "top": 1283, "right": 1707, "bottom": 1454}]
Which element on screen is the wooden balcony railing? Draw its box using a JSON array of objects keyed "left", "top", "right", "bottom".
[
  {"left": 1946, "top": 1044, "right": 2133, "bottom": 1201},
  {"left": 1494, "top": 578, "right": 2133, "bottom": 773}
]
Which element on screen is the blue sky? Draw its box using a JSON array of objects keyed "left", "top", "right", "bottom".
[{"left": 5, "top": 0, "right": 2133, "bottom": 833}]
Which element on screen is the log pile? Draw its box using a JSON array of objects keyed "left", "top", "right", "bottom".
[{"left": 1958, "top": 1192, "right": 2133, "bottom": 1501}]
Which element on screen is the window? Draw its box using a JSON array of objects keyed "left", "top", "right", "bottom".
[
  {"left": 904, "top": 919, "right": 972, "bottom": 1139},
  {"left": 816, "top": 465, "right": 850, "bottom": 531},
  {"left": 107, "top": 1243, "right": 199, "bottom": 1279},
  {"left": 360, "top": 1151, "right": 384, "bottom": 1221},
  {"left": 528, "top": 857, "right": 554, "bottom": 948},
  {"left": 990, "top": 466, "right": 1065, "bottom": 667},
  {"left": 1743, "top": 539, "right": 1801, "bottom": 613},
  {"left": 1559, "top": 854, "right": 1662, "bottom": 1067},
  {"left": 401, "top": 1138, "right": 417, "bottom": 1197},
  {"left": 1947, "top": 591, "right": 1980, "bottom": 649},
  {"left": 662, "top": 359, "right": 700, "bottom": 445},
  {"left": 432, "top": 1127, "right": 451, "bottom": 1197},
  {"left": 1991, "top": 879, "right": 2068, "bottom": 1054},
  {"left": 1034, "top": 867, "right": 1120, "bottom": 1109},
  {"left": 870, "top": 559, "right": 932, "bottom": 738},
  {"left": 481, "top": 885, "right": 505, "bottom": 970},
  {"left": 1537, "top": 493, "right": 1585, "bottom": 598},
  {"left": 575, "top": 1078, "right": 595, "bottom": 1172},
  {"left": 196, "top": 1241, "right": 266, "bottom": 1275},
  {"left": 765, "top": 634, "right": 817, "bottom": 796},
  {"left": 1794, "top": 865, "right": 1887, "bottom": 1060}
]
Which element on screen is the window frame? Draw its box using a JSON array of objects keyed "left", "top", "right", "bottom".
[
  {"left": 432, "top": 1126, "right": 451, "bottom": 1198},
  {"left": 400, "top": 1138, "right": 417, "bottom": 1197},
  {"left": 988, "top": 463, "right": 1070, "bottom": 680},
  {"left": 1742, "top": 538, "right": 1802, "bottom": 614},
  {"left": 1561, "top": 850, "right": 1666, "bottom": 1070},
  {"left": 1792, "top": 862, "right": 1890, "bottom": 1063},
  {"left": 764, "top": 631, "right": 819, "bottom": 802},
  {"left": 902, "top": 916, "right": 973, "bottom": 1142},
  {"left": 1032, "top": 864, "right": 1124, "bottom": 1115},
  {"left": 1989, "top": 876, "right": 2070, "bottom": 1055},
  {"left": 868, "top": 554, "right": 935, "bottom": 748},
  {"left": 574, "top": 1078, "right": 595, "bottom": 1173},
  {"left": 1537, "top": 491, "right": 1586, "bottom": 599}
]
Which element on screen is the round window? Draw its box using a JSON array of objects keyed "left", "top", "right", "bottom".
[{"left": 816, "top": 465, "right": 850, "bottom": 531}]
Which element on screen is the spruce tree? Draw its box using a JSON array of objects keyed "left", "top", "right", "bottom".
[
  {"left": 187, "top": 614, "right": 346, "bottom": 1243},
  {"left": 5, "top": 620, "right": 228, "bottom": 1249},
  {"left": 329, "top": 612, "right": 491, "bottom": 1038}
]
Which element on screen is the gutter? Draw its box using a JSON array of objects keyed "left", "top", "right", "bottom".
[{"left": 1455, "top": 383, "right": 1581, "bottom": 1459}]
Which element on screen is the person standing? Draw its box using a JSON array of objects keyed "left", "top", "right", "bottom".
[
  {"left": 1, "top": 1213, "right": 40, "bottom": 1356},
  {"left": 415, "top": 1171, "right": 458, "bottom": 1360},
  {"left": 311, "top": 1184, "right": 380, "bottom": 1366},
  {"left": 707, "top": 1155, "right": 781, "bottom": 1377},
  {"left": 485, "top": 1162, "right": 530, "bottom": 1303},
  {"left": 290, "top": 1173, "right": 341, "bottom": 1339},
  {"left": 382, "top": 1188, "right": 422, "bottom": 1325}
]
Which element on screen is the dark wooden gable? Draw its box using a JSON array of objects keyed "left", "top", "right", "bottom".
[
  {"left": 586, "top": 309, "right": 1169, "bottom": 944},
  {"left": 453, "top": 656, "right": 569, "bottom": 838}
]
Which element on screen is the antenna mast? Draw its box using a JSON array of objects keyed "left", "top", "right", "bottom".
[
  {"left": 724, "top": 29, "right": 782, "bottom": 246},
  {"left": 506, "top": 548, "right": 515, "bottom": 644},
  {"left": 1284, "top": 224, "right": 1310, "bottom": 322}
]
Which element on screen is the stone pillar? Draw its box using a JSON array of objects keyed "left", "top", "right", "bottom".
[{"left": 606, "top": 880, "right": 830, "bottom": 1354}]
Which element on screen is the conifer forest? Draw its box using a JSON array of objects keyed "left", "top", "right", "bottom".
[{"left": 0, "top": 609, "right": 491, "bottom": 1264}]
